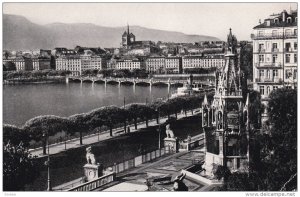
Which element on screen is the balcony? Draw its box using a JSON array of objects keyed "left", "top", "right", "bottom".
[
  {"left": 284, "top": 48, "right": 297, "bottom": 52},
  {"left": 255, "top": 62, "right": 282, "bottom": 68},
  {"left": 255, "top": 78, "right": 283, "bottom": 83},
  {"left": 257, "top": 48, "right": 266, "bottom": 53},
  {"left": 251, "top": 32, "right": 297, "bottom": 40}
]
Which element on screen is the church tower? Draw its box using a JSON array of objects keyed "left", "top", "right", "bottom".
[
  {"left": 121, "top": 24, "right": 135, "bottom": 49},
  {"left": 202, "top": 29, "right": 249, "bottom": 177}
]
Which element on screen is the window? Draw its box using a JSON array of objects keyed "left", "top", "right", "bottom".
[
  {"left": 260, "top": 86, "right": 265, "bottom": 95},
  {"left": 286, "top": 54, "right": 291, "bottom": 63},
  {"left": 259, "top": 55, "right": 264, "bottom": 62},
  {"left": 258, "top": 31, "right": 264, "bottom": 36},
  {"left": 259, "top": 44, "right": 264, "bottom": 51},
  {"left": 285, "top": 43, "right": 291, "bottom": 51},
  {"left": 272, "top": 54, "right": 278, "bottom": 63},
  {"left": 259, "top": 70, "right": 264, "bottom": 77},
  {"left": 267, "top": 70, "right": 271, "bottom": 79},
  {"left": 295, "top": 54, "right": 297, "bottom": 63},
  {"left": 287, "top": 17, "right": 292, "bottom": 23},
  {"left": 294, "top": 42, "right": 297, "bottom": 50},
  {"left": 273, "top": 86, "right": 278, "bottom": 91},
  {"left": 274, "top": 18, "right": 279, "bottom": 24},
  {"left": 273, "top": 70, "right": 278, "bottom": 78},
  {"left": 272, "top": 43, "right": 278, "bottom": 52},
  {"left": 267, "top": 86, "right": 271, "bottom": 95}
]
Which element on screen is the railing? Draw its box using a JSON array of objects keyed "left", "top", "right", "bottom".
[
  {"left": 272, "top": 48, "right": 280, "bottom": 53},
  {"left": 255, "top": 78, "right": 283, "bottom": 83},
  {"left": 179, "top": 133, "right": 205, "bottom": 151},
  {"left": 251, "top": 32, "right": 297, "bottom": 39},
  {"left": 255, "top": 62, "right": 282, "bottom": 68},
  {"left": 109, "top": 148, "right": 167, "bottom": 174},
  {"left": 284, "top": 48, "right": 297, "bottom": 52},
  {"left": 67, "top": 172, "right": 115, "bottom": 191}
]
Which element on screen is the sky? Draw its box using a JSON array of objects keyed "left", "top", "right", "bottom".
[{"left": 3, "top": 2, "right": 298, "bottom": 41}]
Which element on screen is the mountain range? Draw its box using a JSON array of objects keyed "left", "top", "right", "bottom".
[{"left": 3, "top": 14, "right": 220, "bottom": 50}]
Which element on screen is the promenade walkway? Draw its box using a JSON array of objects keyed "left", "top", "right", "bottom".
[{"left": 29, "top": 110, "right": 200, "bottom": 157}]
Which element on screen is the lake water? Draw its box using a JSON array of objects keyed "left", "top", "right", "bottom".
[{"left": 3, "top": 83, "right": 176, "bottom": 126}]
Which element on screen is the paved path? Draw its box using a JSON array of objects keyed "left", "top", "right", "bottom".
[{"left": 29, "top": 110, "right": 200, "bottom": 157}]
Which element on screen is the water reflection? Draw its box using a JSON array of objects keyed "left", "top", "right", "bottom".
[{"left": 3, "top": 83, "right": 176, "bottom": 126}]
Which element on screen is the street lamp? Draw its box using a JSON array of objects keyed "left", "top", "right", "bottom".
[
  {"left": 222, "top": 129, "right": 229, "bottom": 190},
  {"left": 156, "top": 108, "right": 161, "bottom": 149},
  {"left": 43, "top": 132, "right": 52, "bottom": 191}
]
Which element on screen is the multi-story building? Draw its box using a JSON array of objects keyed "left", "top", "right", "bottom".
[
  {"left": 251, "top": 9, "right": 297, "bottom": 122},
  {"left": 145, "top": 56, "right": 166, "bottom": 74},
  {"left": 56, "top": 55, "right": 81, "bottom": 76},
  {"left": 182, "top": 55, "right": 225, "bottom": 70},
  {"left": 32, "top": 56, "right": 51, "bottom": 70},
  {"left": 80, "top": 50, "right": 104, "bottom": 71},
  {"left": 116, "top": 57, "right": 142, "bottom": 70},
  {"left": 165, "top": 57, "right": 182, "bottom": 74},
  {"left": 3, "top": 56, "right": 33, "bottom": 71}
]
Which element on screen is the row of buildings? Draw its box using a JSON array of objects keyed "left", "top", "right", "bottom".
[{"left": 3, "top": 50, "right": 226, "bottom": 76}]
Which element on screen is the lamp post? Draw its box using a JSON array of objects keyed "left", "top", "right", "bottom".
[
  {"left": 156, "top": 108, "right": 161, "bottom": 149},
  {"left": 43, "top": 132, "right": 52, "bottom": 191},
  {"left": 222, "top": 129, "right": 229, "bottom": 190}
]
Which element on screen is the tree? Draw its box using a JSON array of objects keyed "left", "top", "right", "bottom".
[
  {"left": 260, "top": 88, "right": 297, "bottom": 191},
  {"left": 4, "top": 61, "right": 16, "bottom": 71},
  {"left": 3, "top": 124, "right": 30, "bottom": 147},
  {"left": 69, "top": 113, "right": 92, "bottom": 145},
  {"left": 126, "top": 104, "right": 143, "bottom": 130},
  {"left": 23, "top": 115, "right": 72, "bottom": 155},
  {"left": 248, "top": 90, "right": 264, "bottom": 129},
  {"left": 3, "top": 142, "right": 40, "bottom": 191}
]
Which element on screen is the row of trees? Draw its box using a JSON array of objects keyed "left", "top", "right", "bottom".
[
  {"left": 216, "top": 88, "right": 297, "bottom": 191},
  {"left": 3, "top": 69, "right": 71, "bottom": 80},
  {"left": 4, "top": 93, "right": 213, "bottom": 155},
  {"left": 97, "top": 69, "right": 149, "bottom": 78},
  {"left": 183, "top": 67, "right": 216, "bottom": 74}
]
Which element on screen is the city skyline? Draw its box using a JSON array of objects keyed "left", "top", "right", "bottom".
[{"left": 3, "top": 2, "right": 297, "bottom": 41}]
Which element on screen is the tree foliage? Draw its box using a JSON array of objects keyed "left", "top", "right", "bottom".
[{"left": 3, "top": 142, "right": 40, "bottom": 191}]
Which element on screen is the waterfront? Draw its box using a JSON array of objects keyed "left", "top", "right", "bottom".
[{"left": 3, "top": 83, "right": 176, "bottom": 126}]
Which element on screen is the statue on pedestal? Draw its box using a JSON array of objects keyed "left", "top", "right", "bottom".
[
  {"left": 165, "top": 124, "right": 175, "bottom": 139},
  {"left": 164, "top": 124, "right": 178, "bottom": 153},
  {"left": 86, "top": 146, "right": 96, "bottom": 165},
  {"left": 83, "top": 146, "right": 103, "bottom": 182}
]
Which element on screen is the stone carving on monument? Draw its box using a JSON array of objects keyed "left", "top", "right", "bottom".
[
  {"left": 164, "top": 124, "right": 178, "bottom": 153},
  {"left": 83, "top": 146, "right": 103, "bottom": 182}
]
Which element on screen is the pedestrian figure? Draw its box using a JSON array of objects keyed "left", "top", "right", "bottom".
[
  {"left": 173, "top": 173, "right": 188, "bottom": 191},
  {"left": 127, "top": 126, "right": 130, "bottom": 133}
]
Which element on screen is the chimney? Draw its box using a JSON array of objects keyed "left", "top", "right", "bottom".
[
  {"left": 282, "top": 10, "right": 287, "bottom": 22},
  {"left": 259, "top": 19, "right": 261, "bottom": 24}
]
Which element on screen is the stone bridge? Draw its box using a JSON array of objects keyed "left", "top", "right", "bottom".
[{"left": 67, "top": 76, "right": 213, "bottom": 88}]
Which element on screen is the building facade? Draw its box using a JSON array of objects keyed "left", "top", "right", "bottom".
[
  {"left": 3, "top": 56, "right": 33, "bottom": 71},
  {"left": 56, "top": 55, "right": 82, "bottom": 76},
  {"left": 81, "top": 55, "right": 103, "bottom": 71},
  {"left": 165, "top": 57, "right": 182, "bottom": 74},
  {"left": 146, "top": 56, "right": 166, "bottom": 74},
  {"left": 32, "top": 57, "right": 51, "bottom": 70},
  {"left": 116, "top": 57, "right": 142, "bottom": 70},
  {"left": 182, "top": 55, "right": 225, "bottom": 70},
  {"left": 251, "top": 9, "right": 297, "bottom": 122}
]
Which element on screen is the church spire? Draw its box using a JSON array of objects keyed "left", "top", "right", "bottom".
[{"left": 127, "top": 23, "right": 129, "bottom": 34}]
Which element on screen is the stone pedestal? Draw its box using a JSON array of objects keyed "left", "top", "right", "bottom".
[
  {"left": 83, "top": 163, "right": 103, "bottom": 182},
  {"left": 164, "top": 137, "right": 178, "bottom": 153}
]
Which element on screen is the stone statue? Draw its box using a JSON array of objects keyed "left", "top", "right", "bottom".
[
  {"left": 86, "top": 146, "right": 96, "bottom": 165},
  {"left": 165, "top": 124, "right": 175, "bottom": 138}
]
